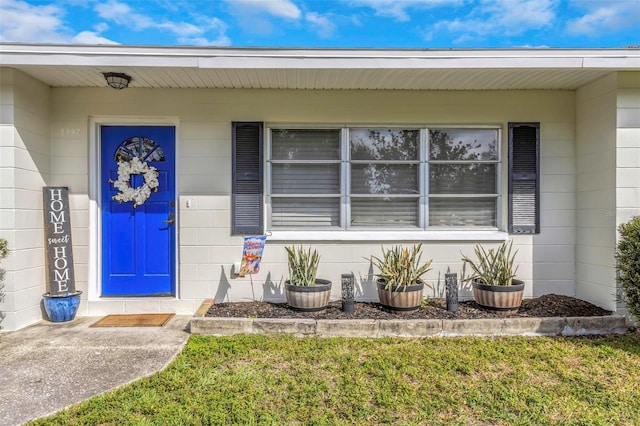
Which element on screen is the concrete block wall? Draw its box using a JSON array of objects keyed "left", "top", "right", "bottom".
[
  {"left": 615, "top": 72, "right": 640, "bottom": 315},
  {"left": 47, "top": 87, "right": 577, "bottom": 317},
  {"left": 0, "top": 69, "right": 51, "bottom": 330},
  {"left": 616, "top": 72, "right": 640, "bottom": 226}
]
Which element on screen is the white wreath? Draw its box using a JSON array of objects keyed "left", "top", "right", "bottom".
[{"left": 111, "top": 157, "right": 159, "bottom": 207}]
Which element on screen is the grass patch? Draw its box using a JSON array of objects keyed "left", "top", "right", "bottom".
[{"left": 29, "top": 334, "right": 640, "bottom": 425}]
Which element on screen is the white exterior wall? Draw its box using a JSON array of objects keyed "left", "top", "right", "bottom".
[
  {"left": 0, "top": 69, "right": 50, "bottom": 331},
  {"left": 575, "top": 72, "right": 640, "bottom": 313},
  {"left": 616, "top": 72, "right": 640, "bottom": 314},
  {"left": 576, "top": 74, "right": 619, "bottom": 311},
  {"left": 46, "top": 87, "right": 577, "bottom": 317},
  {"left": 616, "top": 72, "right": 640, "bottom": 225}
]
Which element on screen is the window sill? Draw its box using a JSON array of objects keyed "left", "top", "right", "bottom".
[{"left": 267, "top": 230, "right": 509, "bottom": 242}]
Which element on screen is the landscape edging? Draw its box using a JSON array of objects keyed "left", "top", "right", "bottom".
[
  {"left": 189, "top": 299, "right": 629, "bottom": 338},
  {"left": 190, "top": 300, "right": 630, "bottom": 337}
]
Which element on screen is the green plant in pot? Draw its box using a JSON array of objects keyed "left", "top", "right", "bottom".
[
  {"left": 369, "top": 244, "right": 433, "bottom": 312},
  {"left": 461, "top": 240, "right": 524, "bottom": 315},
  {"left": 284, "top": 245, "right": 332, "bottom": 312}
]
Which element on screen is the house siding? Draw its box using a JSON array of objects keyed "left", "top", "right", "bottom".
[
  {"left": 615, "top": 72, "right": 640, "bottom": 314},
  {"left": 576, "top": 73, "right": 620, "bottom": 312},
  {"left": 616, "top": 72, "right": 640, "bottom": 225},
  {"left": 41, "top": 87, "right": 579, "bottom": 319},
  {"left": 0, "top": 69, "right": 51, "bottom": 330}
]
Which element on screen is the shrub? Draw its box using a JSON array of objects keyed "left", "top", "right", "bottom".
[
  {"left": 0, "top": 237, "right": 8, "bottom": 329},
  {"left": 0, "top": 238, "right": 8, "bottom": 261},
  {"left": 616, "top": 216, "right": 640, "bottom": 321}
]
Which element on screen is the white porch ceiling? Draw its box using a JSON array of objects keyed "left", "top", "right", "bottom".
[{"left": 1, "top": 44, "right": 639, "bottom": 91}]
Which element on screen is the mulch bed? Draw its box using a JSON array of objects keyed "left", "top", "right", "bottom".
[{"left": 206, "top": 294, "right": 614, "bottom": 320}]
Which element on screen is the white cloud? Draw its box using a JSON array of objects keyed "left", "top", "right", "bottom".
[
  {"left": 432, "top": 0, "right": 557, "bottom": 42},
  {"left": 225, "top": 0, "right": 302, "bottom": 19},
  {"left": 223, "top": 0, "right": 302, "bottom": 35},
  {"left": 95, "top": 0, "right": 201, "bottom": 36},
  {"left": 306, "top": 12, "right": 337, "bottom": 38},
  {"left": 94, "top": 22, "right": 110, "bottom": 33},
  {"left": 181, "top": 17, "right": 231, "bottom": 46},
  {"left": 93, "top": 0, "right": 231, "bottom": 46},
  {"left": 71, "top": 31, "right": 119, "bottom": 45},
  {"left": 347, "top": 0, "right": 461, "bottom": 22},
  {"left": 484, "top": 0, "right": 557, "bottom": 29},
  {"left": 566, "top": 0, "right": 640, "bottom": 36},
  {"left": 0, "top": 0, "right": 68, "bottom": 42},
  {"left": 178, "top": 35, "right": 232, "bottom": 46}
]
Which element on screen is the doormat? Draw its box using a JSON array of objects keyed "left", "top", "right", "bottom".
[{"left": 91, "top": 313, "right": 175, "bottom": 327}]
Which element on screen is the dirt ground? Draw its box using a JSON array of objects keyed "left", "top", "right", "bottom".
[{"left": 206, "top": 294, "right": 613, "bottom": 320}]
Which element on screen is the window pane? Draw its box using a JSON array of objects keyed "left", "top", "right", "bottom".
[
  {"left": 351, "top": 198, "right": 418, "bottom": 227},
  {"left": 272, "top": 198, "right": 340, "bottom": 227},
  {"left": 272, "top": 129, "right": 340, "bottom": 160},
  {"left": 350, "top": 129, "right": 418, "bottom": 161},
  {"left": 272, "top": 164, "right": 340, "bottom": 194},
  {"left": 429, "top": 164, "right": 496, "bottom": 194},
  {"left": 429, "top": 129, "right": 498, "bottom": 161},
  {"left": 429, "top": 198, "right": 497, "bottom": 227},
  {"left": 351, "top": 164, "right": 418, "bottom": 194}
]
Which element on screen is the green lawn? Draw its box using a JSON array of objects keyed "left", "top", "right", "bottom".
[{"left": 30, "top": 334, "right": 640, "bottom": 425}]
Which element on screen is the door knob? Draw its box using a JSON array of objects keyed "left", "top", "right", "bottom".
[{"left": 162, "top": 212, "right": 175, "bottom": 225}]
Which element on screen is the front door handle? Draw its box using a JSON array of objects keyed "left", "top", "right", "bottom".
[{"left": 162, "top": 212, "right": 175, "bottom": 225}]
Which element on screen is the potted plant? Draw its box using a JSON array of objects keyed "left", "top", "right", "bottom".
[
  {"left": 284, "top": 245, "right": 332, "bottom": 312},
  {"left": 369, "top": 244, "right": 433, "bottom": 312},
  {"left": 461, "top": 240, "right": 524, "bottom": 315}
]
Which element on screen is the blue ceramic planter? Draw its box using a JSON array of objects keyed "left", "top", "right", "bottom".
[{"left": 42, "top": 291, "right": 82, "bottom": 322}]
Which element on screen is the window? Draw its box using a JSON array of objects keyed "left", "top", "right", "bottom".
[
  {"left": 266, "top": 126, "right": 501, "bottom": 231},
  {"left": 428, "top": 128, "right": 499, "bottom": 227},
  {"left": 350, "top": 129, "right": 420, "bottom": 227},
  {"left": 114, "top": 136, "right": 165, "bottom": 162},
  {"left": 269, "top": 129, "right": 341, "bottom": 228}
]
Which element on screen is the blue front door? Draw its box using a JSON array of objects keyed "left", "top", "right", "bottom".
[{"left": 101, "top": 126, "right": 176, "bottom": 296}]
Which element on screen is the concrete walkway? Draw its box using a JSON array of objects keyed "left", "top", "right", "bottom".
[{"left": 0, "top": 316, "right": 190, "bottom": 426}]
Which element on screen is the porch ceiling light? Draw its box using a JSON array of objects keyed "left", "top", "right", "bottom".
[{"left": 103, "top": 72, "right": 132, "bottom": 90}]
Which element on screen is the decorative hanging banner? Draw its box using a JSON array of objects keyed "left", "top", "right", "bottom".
[
  {"left": 239, "top": 235, "right": 266, "bottom": 277},
  {"left": 42, "top": 187, "right": 76, "bottom": 295}
]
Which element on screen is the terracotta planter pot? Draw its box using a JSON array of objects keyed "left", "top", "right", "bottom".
[
  {"left": 472, "top": 278, "right": 524, "bottom": 316},
  {"left": 285, "top": 279, "right": 332, "bottom": 312},
  {"left": 377, "top": 279, "right": 424, "bottom": 313}
]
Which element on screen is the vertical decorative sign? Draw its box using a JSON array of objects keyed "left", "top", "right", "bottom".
[
  {"left": 238, "top": 235, "right": 266, "bottom": 277},
  {"left": 43, "top": 187, "right": 76, "bottom": 295}
]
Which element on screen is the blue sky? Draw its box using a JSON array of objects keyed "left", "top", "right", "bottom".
[{"left": 0, "top": 0, "right": 638, "bottom": 48}]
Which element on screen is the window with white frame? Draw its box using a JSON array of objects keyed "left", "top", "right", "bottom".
[
  {"left": 267, "top": 126, "right": 500, "bottom": 230},
  {"left": 428, "top": 128, "right": 499, "bottom": 227},
  {"left": 269, "top": 129, "right": 342, "bottom": 227}
]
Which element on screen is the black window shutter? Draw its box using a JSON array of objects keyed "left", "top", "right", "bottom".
[
  {"left": 232, "top": 122, "right": 263, "bottom": 235},
  {"left": 508, "top": 122, "right": 540, "bottom": 234}
]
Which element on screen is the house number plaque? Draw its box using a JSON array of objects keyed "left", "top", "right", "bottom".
[{"left": 43, "top": 186, "right": 76, "bottom": 295}]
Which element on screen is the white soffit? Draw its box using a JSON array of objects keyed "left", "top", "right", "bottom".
[{"left": 1, "top": 44, "right": 639, "bottom": 91}]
